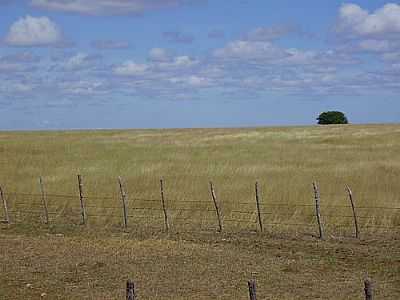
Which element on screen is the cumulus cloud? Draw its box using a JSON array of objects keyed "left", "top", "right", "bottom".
[
  {"left": 336, "top": 3, "right": 400, "bottom": 37},
  {"left": 61, "top": 53, "right": 101, "bottom": 70},
  {"left": 172, "top": 75, "right": 212, "bottom": 87},
  {"left": 358, "top": 39, "right": 391, "bottom": 52},
  {"left": 334, "top": 3, "right": 400, "bottom": 57},
  {"left": 148, "top": 47, "right": 173, "bottom": 62},
  {"left": 91, "top": 40, "right": 130, "bottom": 50},
  {"left": 31, "top": 0, "right": 203, "bottom": 16},
  {"left": 58, "top": 79, "right": 110, "bottom": 96},
  {"left": 4, "top": 15, "right": 63, "bottom": 47},
  {"left": 114, "top": 54, "right": 198, "bottom": 77},
  {"left": 157, "top": 55, "right": 198, "bottom": 70},
  {"left": 113, "top": 61, "right": 149, "bottom": 76},
  {"left": 213, "top": 40, "right": 287, "bottom": 61}
]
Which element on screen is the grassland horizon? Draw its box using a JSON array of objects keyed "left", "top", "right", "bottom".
[
  {"left": 1, "top": 123, "right": 399, "bottom": 230},
  {"left": 1, "top": 123, "right": 399, "bottom": 299}
]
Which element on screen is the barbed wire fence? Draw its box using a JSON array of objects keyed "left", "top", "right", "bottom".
[{"left": 1, "top": 175, "right": 399, "bottom": 237}]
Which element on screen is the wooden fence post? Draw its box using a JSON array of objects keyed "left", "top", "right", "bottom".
[
  {"left": 118, "top": 176, "right": 128, "bottom": 230},
  {"left": 255, "top": 182, "right": 263, "bottom": 233},
  {"left": 248, "top": 279, "right": 257, "bottom": 300},
  {"left": 346, "top": 185, "right": 359, "bottom": 239},
  {"left": 77, "top": 175, "right": 87, "bottom": 225},
  {"left": 209, "top": 181, "right": 223, "bottom": 232},
  {"left": 364, "top": 278, "right": 373, "bottom": 300},
  {"left": 39, "top": 177, "right": 50, "bottom": 225},
  {"left": 126, "top": 280, "right": 136, "bottom": 300},
  {"left": 160, "top": 178, "right": 169, "bottom": 232},
  {"left": 0, "top": 186, "right": 10, "bottom": 225},
  {"left": 312, "top": 181, "right": 324, "bottom": 240}
]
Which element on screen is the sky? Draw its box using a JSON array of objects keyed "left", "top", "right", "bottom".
[{"left": 0, "top": 0, "right": 399, "bottom": 130}]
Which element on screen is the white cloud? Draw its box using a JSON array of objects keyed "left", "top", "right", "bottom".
[
  {"left": 157, "top": 55, "right": 198, "bottom": 70},
  {"left": 62, "top": 53, "right": 99, "bottom": 70},
  {"left": 169, "top": 75, "right": 211, "bottom": 87},
  {"left": 336, "top": 3, "right": 400, "bottom": 37},
  {"left": 31, "top": 0, "right": 200, "bottom": 15},
  {"left": 213, "top": 40, "right": 287, "bottom": 61},
  {"left": 113, "top": 54, "right": 198, "bottom": 77},
  {"left": 5, "top": 15, "right": 63, "bottom": 47},
  {"left": 148, "top": 48, "right": 172, "bottom": 62},
  {"left": 382, "top": 52, "right": 400, "bottom": 61},
  {"left": 58, "top": 80, "right": 109, "bottom": 96},
  {"left": 113, "top": 61, "right": 149, "bottom": 76},
  {"left": 0, "top": 80, "right": 34, "bottom": 95},
  {"left": 358, "top": 39, "right": 391, "bottom": 52},
  {"left": 334, "top": 4, "right": 400, "bottom": 56}
]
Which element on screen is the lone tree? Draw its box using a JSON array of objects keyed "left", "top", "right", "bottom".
[{"left": 317, "top": 111, "right": 348, "bottom": 125}]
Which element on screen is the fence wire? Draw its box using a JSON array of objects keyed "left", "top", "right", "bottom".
[{"left": 1, "top": 191, "right": 399, "bottom": 232}]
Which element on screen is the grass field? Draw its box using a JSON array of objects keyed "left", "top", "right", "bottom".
[{"left": 0, "top": 124, "right": 399, "bottom": 299}]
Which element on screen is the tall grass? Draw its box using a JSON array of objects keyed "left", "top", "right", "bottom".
[{"left": 1, "top": 124, "right": 399, "bottom": 232}]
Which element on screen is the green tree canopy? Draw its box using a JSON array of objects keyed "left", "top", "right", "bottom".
[{"left": 317, "top": 111, "right": 348, "bottom": 125}]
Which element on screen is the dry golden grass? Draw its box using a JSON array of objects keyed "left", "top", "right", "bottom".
[
  {"left": 0, "top": 124, "right": 399, "bottom": 231},
  {"left": 0, "top": 229, "right": 399, "bottom": 299},
  {"left": 0, "top": 124, "right": 400, "bottom": 299}
]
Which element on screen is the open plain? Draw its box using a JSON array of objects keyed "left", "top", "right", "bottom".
[{"left": 0, "top": 124, "right": 399, "bottom": 299}]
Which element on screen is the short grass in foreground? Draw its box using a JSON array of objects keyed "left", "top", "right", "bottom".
[{"left": 0, "top": 228, "right": 399, "bottom": 299}]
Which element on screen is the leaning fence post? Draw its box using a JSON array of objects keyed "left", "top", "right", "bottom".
[
  {"left": 255, "top": 182, "right": 263, "bottom": 232},
  {"left": 0, "top": 186, "right": 10, "bottom": 225},
  {"left": 346, "top": 185, "right": 359, "bottom": 239},
  {"left": 364, "top": 278, "right": 373, "bottom": 300},
  {"left": 39, "top": 177, "right": 50, "bottom": 225},
  {"left": 126, "top": 280, "right": 136, "bottom": 300},
  {"left": 312, "top": 181, "right": 324, "bottom": 240},
  {"left": 118, "top": 176, "right": 128, "bottom": 230},
  {"left": 77, "top": 175, "right": 86, "bottom": 225},
  {"left": 160, "top": 178, "right": 169, "bottom": 232},
  {"left": 209, "top": 181, "right": 223, "bottom": 232},
  {"left": 248, "top": 279, "right": 257, "bottom": 300}
]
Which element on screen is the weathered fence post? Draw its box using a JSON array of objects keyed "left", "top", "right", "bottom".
[
  {"left": 248, "top": 279, "right": 257, "bottom": 300},
  {"left": 364, "top": 278, "right": 373, "bottom": 300},
  {"left": 209, "top": 181, "right": 223, "bottom": 232},
  {"left": 118, "top": 177, "right": 128, "bottom": 230},
  {"left": 118, "top": 176, "right": 128, "bottom": 230},
  {"left": 312, "top": 181, "right": 324, "bottom": 240},
  {"left": 0, "top": 186, "right": 10, "bottom": 225},
  {"left": 346, "top": 185, "right": 359, "bottom": 239},
  {"left": 160, "top": 178, "right": 169, "bottom": 232},
  {"left": 39, "top": 177, "right": 50, "bottom": 225},
  {"left": 255, "top": 182, "right": 263, "bottom": 233},
  {"left": 77, "top": 175, "right": 87, "bottom": 225},
  {"left": 126, "top": 280, "right": 136, "bottom": 300}
]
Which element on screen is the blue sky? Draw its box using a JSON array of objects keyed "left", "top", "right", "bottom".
[{"left": 0, "top": 0, "right": 399, "bottom": 129}]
